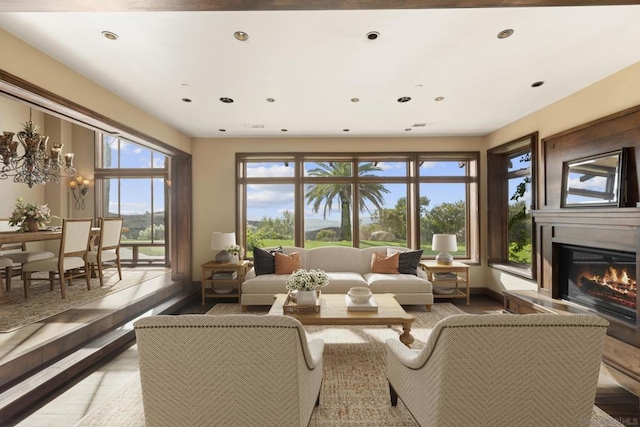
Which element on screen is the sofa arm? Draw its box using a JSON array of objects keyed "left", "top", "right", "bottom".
[
  {"left": 245, "top": 267, "right": 256, "bottom": 280},
  {"left": 417, "top": 268, "right": 428, "bottom": 280}
]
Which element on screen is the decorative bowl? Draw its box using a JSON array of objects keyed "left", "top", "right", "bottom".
[{"left": 348, "top": 287, "right": 372, "bottom": 304}]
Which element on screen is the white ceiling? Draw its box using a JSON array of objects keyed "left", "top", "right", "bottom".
[{"left": 1, "top": 6, "right": 640, "bottom": 138}]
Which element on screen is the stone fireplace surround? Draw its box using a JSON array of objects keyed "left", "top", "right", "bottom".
[{"left": 531, "top": 208, "right": 640, "bottom": 380}]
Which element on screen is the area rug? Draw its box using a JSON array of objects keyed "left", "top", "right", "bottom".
[
  {"left": 0, "top": 267, "right": 170, "bottom": 332},
  {"left": 75, "top": 303, "right": 622, "bottom": 427}
]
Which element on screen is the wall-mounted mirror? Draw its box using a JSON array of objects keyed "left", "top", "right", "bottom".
[{"left": 561, "top": 148, "right": 627, "bottom": 207}]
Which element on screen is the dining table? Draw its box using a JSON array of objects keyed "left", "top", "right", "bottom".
[{"left": 0, "top": 228, "right": 101, "bottom": 303}]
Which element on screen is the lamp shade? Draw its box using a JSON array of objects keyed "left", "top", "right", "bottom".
[
  {"left": 211, "top": 232, "right": 236, "bottom": 250},
  {"left": 432, "top": 234, "right": 457, "bottom": 252}
]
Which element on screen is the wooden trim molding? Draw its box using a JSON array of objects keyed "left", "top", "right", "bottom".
[{"left": 1, "top": 0, "right": 638, "bottom": 11}]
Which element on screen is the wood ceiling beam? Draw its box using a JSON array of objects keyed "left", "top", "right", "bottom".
[{"left": 1, "top": 0, "right": 639, "bottom": 12}]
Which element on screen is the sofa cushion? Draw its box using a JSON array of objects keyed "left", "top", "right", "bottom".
[
  {"left": 275, "top": 252, "right": 301, "bottom": 274},
  {"left": 364, "top": 273, "right": 432, "bottom": 293},
  {"left": 253, "top": 246, "right": 283, "bottom": 276},
  {"left": 371, "top": 252, "right": 399, "bottom": 274},
  {"left": 387, "top": 248, "right": 423, "bottom": 276}
]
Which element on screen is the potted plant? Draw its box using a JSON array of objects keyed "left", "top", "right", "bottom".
[
  {"left": 286, "top": 269, "right": 329, "bottom": 305},
  {"left": 227, "top": 244, "right": 243, "bottom": 264}
]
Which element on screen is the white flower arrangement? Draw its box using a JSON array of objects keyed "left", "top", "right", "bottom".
[
  {"left": 286, "top": 269, "right": 329, "bottom": 292},
  {"left": 227, "top": 244, "right": 242, "bottom": 255},
  {"left": 8, "top": 198, "right": 52, "bottom": 232}
]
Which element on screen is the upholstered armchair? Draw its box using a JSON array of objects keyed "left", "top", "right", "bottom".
[
  {"left": 86, "top": 217, "right": 123, "bottom": 287},
  {"left": 134, "top": 314, "right": 324, "bottom": 427},
  {"left": 386, "top": 313, "right": 609, "bottom": 427}
]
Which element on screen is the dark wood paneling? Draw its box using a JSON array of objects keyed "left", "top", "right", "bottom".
[
  {"left": 542, "top": 104, "right": 640, "bottom": 208},
  {"left": 171, "top": 156, "right": 192, "bottom": 285},
  {"left": 1, "top": 0, "right": 639, "bottom": 11}
]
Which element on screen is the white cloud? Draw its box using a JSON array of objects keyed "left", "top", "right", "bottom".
[{"left": 247, "top": 163, "right": 294, "bottom": 178}]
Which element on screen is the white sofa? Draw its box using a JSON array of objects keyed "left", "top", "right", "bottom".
[{"left": 241, "top": 246, "right": 433, "bottom": 309}]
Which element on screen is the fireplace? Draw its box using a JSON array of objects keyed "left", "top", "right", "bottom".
[{"left": 559, "top": 244, "right": 637, "bottom": 324}]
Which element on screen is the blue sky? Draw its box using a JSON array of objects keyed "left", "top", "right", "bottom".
[{"left": 246, "top": 160, "right": 471, "bottom": 228}]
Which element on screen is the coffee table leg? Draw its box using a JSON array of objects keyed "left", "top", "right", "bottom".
[{"left": 399, "top": 322, "right": 414, "bottom": 347}]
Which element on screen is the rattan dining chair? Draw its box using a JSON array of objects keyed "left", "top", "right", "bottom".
[
  {"left": 22, "top": 218, "right": 93, "bottom": 299},
  {"left": 86, "top": 217, "right": 123, "bottom": 287}
]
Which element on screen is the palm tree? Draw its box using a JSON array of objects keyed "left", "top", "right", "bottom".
[{"left": 305, "top": 162, "right": 389, "bottom": 241}]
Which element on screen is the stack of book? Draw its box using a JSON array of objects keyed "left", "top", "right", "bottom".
[
  {"left": 345, "top": 295, "right": 378, "bottom": 312},
  {"left": 211, "top": 271, "right": 237, "bottom": 280}
]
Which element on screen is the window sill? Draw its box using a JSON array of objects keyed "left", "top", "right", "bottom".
[{"left": 489, "top": 263, "right": 534, "bottom": 281}]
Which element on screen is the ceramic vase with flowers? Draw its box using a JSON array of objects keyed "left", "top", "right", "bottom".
[
  {"left": 286, "top": 269, "right": 329, "bottom": 305},
  {"left": 8, "top": 197, "right": 52, "bottom": 232},
  {"left": 227, "top": 244, "right": 243, "bottom": 265}
]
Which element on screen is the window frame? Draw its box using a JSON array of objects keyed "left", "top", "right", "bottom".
[
  {"left": 237, "top": 152, "right": 480, "bottom": 263},
  {"left": 94, "top": 133, "right": 171, "bottom": 266},
  {"left": 487, "top": 132, "right": 538, "bottom": 279}
]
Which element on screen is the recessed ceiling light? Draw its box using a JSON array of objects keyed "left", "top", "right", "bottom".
[
  {"left": 497, "top": 29, "right": 514, "bottom": 39},
  {"left": 266, "top": 98, "right": 275, "bottom": 103},
  {"left": 234, "top": 31, "right": 249, "bottom": 41},
  {"left": 531, "top": 81, "right": 544, "bottom": 88},
  {"left": 366, "top": 31, "right": 380, "bottom": 40},
  {"left": 220, "top": 97, "right": 234, "bottom": 103},
  {"left": 404, "top": 128, "right": 412, "bottom": 131},
  {"left": 218, "top": 129, "right": 226, "bottom": 132},
  {"left": 281, "top": 129, "right": 288, "bottom": 132},
  {"left": 397, "top": 97, "right": 411, "bottom": 103},
  {"left": 343, "top": 129, "right": 350, "bottom": 132},
  {"left": 101, "top": 31, "right": 118, "bottom": 40},
  {"left": 435, "top": 96, "right": 445, "bottom": 101},
  {"left": 181, "top": 98, "right": 192, "bottom": 103},
  {"left": 350, "top": 98, "right": 360, "bottom": 103}
]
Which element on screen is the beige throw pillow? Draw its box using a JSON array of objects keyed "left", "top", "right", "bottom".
[
  {"left": 275, "top": 252, "right": 301, "bottom": 274},
  {"left": 371, "top": 252, "right": 399, "bottom": 274}
]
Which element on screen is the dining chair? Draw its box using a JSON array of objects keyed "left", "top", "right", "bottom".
[
  {"left": 86, "top": 217, "right": 124, "bottom": 287},
  {"left": 22, "top": 218, "right": 93, "bottom": 299},
  {"left": 0, "top": 256, "right": 12, "bottom": 293},
  {"left": 0, "top": 217, "right": 55, "bottom": 285}
]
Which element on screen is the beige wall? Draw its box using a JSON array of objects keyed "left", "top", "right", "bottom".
[
  {"left": 483, "top": 61, "right": 640, "bottom": 294},
  {"left": 191, "top": 136, "right": 484, "bottom": 280},
  {"left": 0, "top": 29, "right": 191, "bottom": 155}
]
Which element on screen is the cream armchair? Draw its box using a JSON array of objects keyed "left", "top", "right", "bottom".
[
  {"left": 134, "top": 314, "right": 324, "bottom": 427},
  {"left": 386, "top": 313, "right": 609, "bottom": 427}
]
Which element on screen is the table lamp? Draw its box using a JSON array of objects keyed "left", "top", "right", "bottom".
[
  {"left": 211, "top": 232, "right": 236, "bottom": 263},
  {"left": 432, "top": 234, "right": 457, "bottom": 265}
]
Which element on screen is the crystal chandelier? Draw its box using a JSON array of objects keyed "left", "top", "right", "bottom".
[{"left": 0, "top": 109, "right": 76, "bottom": 188}]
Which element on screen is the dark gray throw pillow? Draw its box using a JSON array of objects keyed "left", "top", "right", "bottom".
[
  {"left": 397, "top": 250, "right": 423, "bottom": 275},
  {"left": 253, "top": 246, "right": 282, "bottom": 276}
]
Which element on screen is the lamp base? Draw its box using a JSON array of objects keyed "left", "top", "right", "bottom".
[
  {"left": 215, "top": 250, "right": 231, "bottom": 263},
  {"left": 435, "top": 252, "right": 453, "bottom": 266}
]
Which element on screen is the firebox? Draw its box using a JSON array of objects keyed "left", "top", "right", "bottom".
[{"left": 559, "top": 244, "right": 637, "bottom": 324}]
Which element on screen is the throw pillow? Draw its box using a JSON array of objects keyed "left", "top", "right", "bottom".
[
  {"left": 275, "top": 252, "right": 301, "bottom": 275},
  {"left": 253, "top": 246, "right": 282, "bottom": 276},
  {"left": 371, "top": 252, "right": 399, "bottom": 274},
  {"left": 397, "top": 249, "right": 423, "bottom": 275}
]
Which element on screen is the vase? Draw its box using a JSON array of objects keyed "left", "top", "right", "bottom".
[
  {"left": 296, "top": 290, "right": 317, "bottom": 306},
  {"left": 229, "top": 253, "right": 239, "bottom": 265},
  {"left": 24, "top": 217, "right": 39, "bottom": 232}
]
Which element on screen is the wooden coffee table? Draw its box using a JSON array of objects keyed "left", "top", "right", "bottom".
[{"left": 269, "top": 293, "right": 415, "bottom": 347}]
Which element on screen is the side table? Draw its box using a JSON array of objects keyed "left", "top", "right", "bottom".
[
  {"left": 200, "top": 260, "right": 251, "bottom": 305},
  {"left": 420, "top": 260, "right": 470, "bottom": 305}
]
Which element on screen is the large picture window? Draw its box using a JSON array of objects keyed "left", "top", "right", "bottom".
[
  {"left": 487, "top": 133, "right": 538, "bottom": 277},
  {"left": 238, "top": 153, "right": 479, "bottom": 262},
  {"left": 95, "top": 134, "right": 169, "bottom": 265}
]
